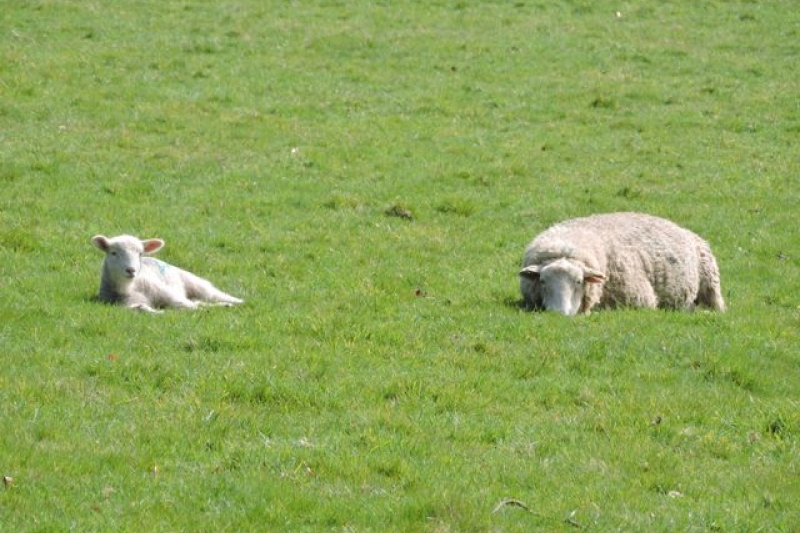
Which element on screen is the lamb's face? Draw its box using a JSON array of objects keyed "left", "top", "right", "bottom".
[
  {"left": 106, "top": 239, "right": 145, "bottom": 282},
  {"left": 536, "top": 259, "right": 587, "bottom": 316},
  {"left": 92, "top": 235, "right": 165, "bottom": 284}
]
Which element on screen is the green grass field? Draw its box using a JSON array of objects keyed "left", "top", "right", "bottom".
[{"left": 2, "top": 1, "right": 798, "bottom": 531}]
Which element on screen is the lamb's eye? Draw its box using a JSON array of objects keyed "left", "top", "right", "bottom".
[{"left": 111, "top": 251, "right": 117, "bottom": 256}]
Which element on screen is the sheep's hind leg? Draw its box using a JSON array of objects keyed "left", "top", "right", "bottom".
[
  {"left": 155, "top": 285, "right": 200, "bottom": 310},
  {"left": 129, "top": 303, "right": 164, "bottom": 314},
  {"left": 184, "top": 273, "right": 243, "bottom": 306}
]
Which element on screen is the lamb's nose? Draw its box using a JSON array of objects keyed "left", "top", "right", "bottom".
[{"left": 125, "top": 267, "right": 136, "bottom": 276}]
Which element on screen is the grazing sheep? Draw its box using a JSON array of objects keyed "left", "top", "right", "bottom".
[
  {"left": 519, "top": 212, "right": 725, "bottom": 316},
  {"left": 91, "top": 234, "right": 243, "bottom": 313}
]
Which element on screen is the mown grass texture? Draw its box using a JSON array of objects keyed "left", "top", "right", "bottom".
[{"left": 1, "top": 1, "right": 799, "bottom": 531}]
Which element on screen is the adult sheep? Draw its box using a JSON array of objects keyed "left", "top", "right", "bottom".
[
  {"left": 519, "top": 212, "right": 725, "bottom": 316},
  {"left": 92, "top": 234, "right": 243, "bottom": 313}
]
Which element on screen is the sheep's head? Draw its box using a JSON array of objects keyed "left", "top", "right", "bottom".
[
  {"left": 92, "top": 235, "right": 164, "bottom": 284},
  {"left": 519, "top": 258, "right": 605, "bottom": 316}
]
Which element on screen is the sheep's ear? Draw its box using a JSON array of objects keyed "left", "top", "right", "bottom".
[
  {"left": 92, "top": 235, "right": 110, "bottom": 252},
  {"left": 141, "top": 238, "right": 165, "bottom": 254},
  {"left": 584, "top": 268, "right": 605, "bottom": 283},
  {"left": 519, "top": 265, "right": 541, "bottom": 280}
]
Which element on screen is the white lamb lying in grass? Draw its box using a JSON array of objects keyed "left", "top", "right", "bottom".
[{"left": 92, "top": 234, "right": 244, "bottom": 313}]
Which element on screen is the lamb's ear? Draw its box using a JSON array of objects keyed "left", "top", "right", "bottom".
[
  {"left": 519, "top": 265, "right": 541, "bottom": 280},
  {"left": 91, "top": 235, "right": 110, "bottom": 252},
  {"left": 141, "top": 238, "right": 165, "bottom": 255},
  {"left": 584, "top": 268, "right": 605, "bottom": 283}
]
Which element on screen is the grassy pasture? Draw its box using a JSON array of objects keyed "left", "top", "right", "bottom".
[{"left": 1, "top": 0, "right": 799, "bottom": 531}]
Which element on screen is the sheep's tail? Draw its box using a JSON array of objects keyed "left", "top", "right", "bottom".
[{"left": 696, "top": 243, "right": 725, "bottom": 311}]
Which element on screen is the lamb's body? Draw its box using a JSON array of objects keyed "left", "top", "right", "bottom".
[
  {"left": 519, "top": 213, "right": 725, "bottom": 316},
  {"left": 92, "top": 235, "right": 243, "bottom": 313}
]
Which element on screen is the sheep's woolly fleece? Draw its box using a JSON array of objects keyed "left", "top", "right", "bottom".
[{"left": 519, "top": 212, "right": 725, "bottom": 315}]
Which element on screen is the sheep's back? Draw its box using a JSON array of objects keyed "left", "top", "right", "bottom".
[{"left": 138, "top": 258, "right": 186, "bottom": 290}]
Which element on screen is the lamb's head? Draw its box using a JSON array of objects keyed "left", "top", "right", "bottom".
[
  {"left": 92, "top": 235, "right": 165, "bottom": 285},
  {"left": 519, "top": 258, "right": 605, "bottom": 316}
]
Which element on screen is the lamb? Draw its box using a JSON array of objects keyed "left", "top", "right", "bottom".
[
  {"left": 519, "top": 212, "right": 725, "bottom": 316},
  {"left": 91, "top": 234, "right": 244, "bottom": 313}
]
